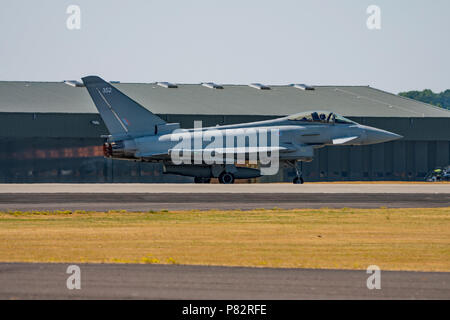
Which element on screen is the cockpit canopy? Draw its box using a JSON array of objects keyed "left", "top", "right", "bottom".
[{"left": 287, "top": 111, "right": 356, "bottom": 124}]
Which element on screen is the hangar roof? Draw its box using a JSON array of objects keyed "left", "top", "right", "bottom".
[{"left": 0, "top": 81, "right": 449, "bottom": 118}]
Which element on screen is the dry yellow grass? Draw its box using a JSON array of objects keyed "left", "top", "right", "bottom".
[
  {"left": 0, "top": 208, "right": 449, "bottom": 271},
  {"left": 222, "top": 181, "right": 450, "bottom": 184},
  {"left": 289, "top": 181, "right": 450, "bottom": 184}
]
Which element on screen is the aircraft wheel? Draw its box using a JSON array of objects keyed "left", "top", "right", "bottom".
[
  {"left": 219, "top": 172, "right": 235, "bottom": 184},
  {"left": 194, "top": 177, "right": 203, "bottom": 184},
  {"left": 293, "top": 177, "right": 304, "bottom": 184}
]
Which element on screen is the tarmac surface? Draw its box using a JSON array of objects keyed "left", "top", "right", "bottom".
[
  {"left": 1, "top": 183, "right": 449, "bottom": 193},
  {"left": 0, "top": 183, "right": 448, "bottom": 211},
  {"left": 0, "top": 263, "right": 448, "bottom": 300}
]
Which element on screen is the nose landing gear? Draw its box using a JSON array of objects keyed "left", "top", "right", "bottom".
[
  {"left": 288, "top": 160, "right": 305, "bottom": 184},
  {"left": 293, "top": 176, "right": 304, "bottom": 184}
]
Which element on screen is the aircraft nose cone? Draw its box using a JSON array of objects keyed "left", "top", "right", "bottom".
[{"left": 365, "top": 127, "right": 403, "bottom": 144}]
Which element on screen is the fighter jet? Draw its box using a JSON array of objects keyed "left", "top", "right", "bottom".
[{"left": 81, "top": 76, "right": 402, "bottom": 184}]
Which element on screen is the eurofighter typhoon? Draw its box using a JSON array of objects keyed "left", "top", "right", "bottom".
[{"left": 81, "top": 76, "right": 402, "bottom": 184}]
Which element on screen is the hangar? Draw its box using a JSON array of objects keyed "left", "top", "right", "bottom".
[{"left": 0, "top": 80, "right": 449, "bottom": 183}]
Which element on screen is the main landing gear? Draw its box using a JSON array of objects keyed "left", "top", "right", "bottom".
[
  {"left": 218, "top": 172, "right": 235, "bottom": 184},
  {"left": 288, "top": 160, "right": 304, "bottom": 184},
  {"left": 194, "top": 172, "right": 235, "bottom": 184}
]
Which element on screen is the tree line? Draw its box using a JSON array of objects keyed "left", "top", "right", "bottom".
[{"left": 399, "top": 89, "right": 450, "bottom": 110}]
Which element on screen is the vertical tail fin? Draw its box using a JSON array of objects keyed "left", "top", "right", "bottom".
[{"left": 81, "top": 76, "right": 166, "bottom": 137}]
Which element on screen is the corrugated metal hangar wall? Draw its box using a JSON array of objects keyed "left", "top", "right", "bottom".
[{"left": 0, "top": 81, "right": 449, "bottom": 183}]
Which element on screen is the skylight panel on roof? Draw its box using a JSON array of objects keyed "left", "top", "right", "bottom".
[
  {"left": 293, "top": 83, "right": 314, "bottom": 90},
  {"left": 157, "top": 82, "right": 178, "bottom": 88},
  {"left": 201, "top": 82, "right": 224, "bottom": 89},
  {"left": 63, "top": 80, "right": 85, "bottom": 87},
  {"left": 249, "top": 83, "right": 271, "bottom": 90}
]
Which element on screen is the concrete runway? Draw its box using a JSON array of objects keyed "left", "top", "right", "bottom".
[
  {"left": 1, "top": 193, "right": 449, "bottom": 211},
  {"left": 0, "top": 183, "right": 448, "bottom": 211},
  {"left": 0, "top": 263, "right": 448, "bottom": 300}
]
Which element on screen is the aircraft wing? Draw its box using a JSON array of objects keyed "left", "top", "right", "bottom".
[
  {"left": 138, "top": 144, "right": 297, "bottom": 160},
  {"left": 135, "top": 151, "right": 170, "bottom": 158},
  {"left": 169, "top": 145, "right": 295, "bottom": 157}
]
